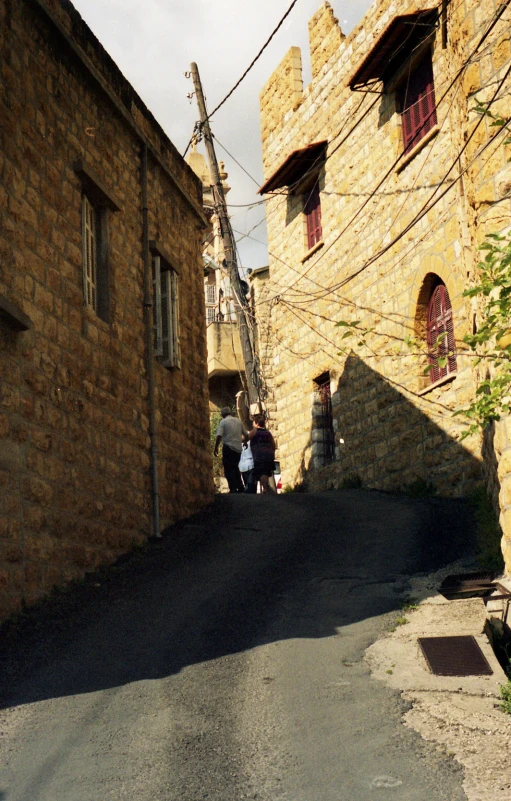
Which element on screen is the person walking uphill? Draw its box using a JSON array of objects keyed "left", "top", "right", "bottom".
[
  {"left": 214, "top": 407, "right": 247, "bottom": 493},
  {"left": 246, "top": 414, "right": 276, "bottom": 494}
]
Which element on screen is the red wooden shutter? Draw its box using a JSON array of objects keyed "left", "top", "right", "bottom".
[
  {"left": 399, "top": 53, "right": 437, "bottom": 154},
  {"left": 304, "top": 183, "right": 322, "bottom": 249},
  {"left": 427, "top": 284, "right": 457, "bottom": 383}
]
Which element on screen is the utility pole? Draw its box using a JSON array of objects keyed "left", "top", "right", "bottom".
[
  {"left": 441, "top": 0, "right": 448, "bottom": 49},
  {"left": 190, "top": 62, "right": 261, "bottom": 410}
]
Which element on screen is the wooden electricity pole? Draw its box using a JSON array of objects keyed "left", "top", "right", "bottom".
[{"left": 190, "top": 62, "right": 261, "bottom": 410}]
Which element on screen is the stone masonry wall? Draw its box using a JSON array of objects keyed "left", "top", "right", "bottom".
[
  {"left": 248, "top": 267, "right": 276, "bottom": 429},
  {"left": 0, "top": 0, "right": 213, "bottom": 620},
  {"left": 458, "top": 0, "right": 511, "bottom": 576},
  {"left": 258, "top": 0, "right": 511, "bottom": 564}
]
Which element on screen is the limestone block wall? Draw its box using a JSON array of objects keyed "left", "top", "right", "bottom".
[
  {"left": 248, "top": 267, "right": 276, "bottom": 427},
  {"left": 459, "top": 0, "right": 511, "bottom": 576},
  {"left": 308, "top": 2, "right": 345, "bottom": 81},
  {"left": 0, "top": 0, "right": 213, "bottom": 620},
  {"left": 259, "top": 0, "right": 511, "bottom": 571}
]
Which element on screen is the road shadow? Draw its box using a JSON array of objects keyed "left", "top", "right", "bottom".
[{"left": 0, "top": 487, "right": 477, "bottom": 711}]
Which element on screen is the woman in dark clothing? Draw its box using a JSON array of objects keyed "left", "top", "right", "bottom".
[{"left": 246, "top": 414, "right": 276, "bottom": 493}]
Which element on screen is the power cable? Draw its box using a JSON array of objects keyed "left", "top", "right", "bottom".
[
  {"left": 206, "top": 0, "right": 301, "bottom": 122},
  {"left": 278, "top": 299, "right": 464, "bottom": 422},
  {"left": 214, "top": 136, "right": 262, "bottom": 188},
  {"left": 232, "top": 1, "right": 462, "bottom": 278},
  {"left": 184, "top": 0, "right": 301, "bottom": 160},
  {"left": 254, "top": 0, "right": 511, "bottom": 308}
]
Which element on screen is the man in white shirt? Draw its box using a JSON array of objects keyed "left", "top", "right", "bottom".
[{"left": 214, "top": 407, "right": 247, "bottom": 493}]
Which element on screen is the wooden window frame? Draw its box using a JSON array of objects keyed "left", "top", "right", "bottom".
[
  {"left": 152, "top": 254, "right": 181, "bottom": 369},
  {"left": 81, "top": 194, "right": 111, "bottom": 322},
  {"left": 82, "top": 195, "right": 98, "bottom": 313},
  {"left": 426, "top": 283, "right": 457, "bottom": 383}
]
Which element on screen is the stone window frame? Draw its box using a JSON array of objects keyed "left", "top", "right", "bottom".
[
  {"left": 0, "top": 295, "right": 32, "bottom": 332},
  {"left": 74, "top": 161, "right": 122, "bottom": 324},
  {"left": 150, "top": 241, "right": 181, "bottom": 370}
]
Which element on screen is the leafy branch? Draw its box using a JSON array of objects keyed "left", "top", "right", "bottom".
[{"left": 454, "top": 231, "right": 511, "bottom": 437}]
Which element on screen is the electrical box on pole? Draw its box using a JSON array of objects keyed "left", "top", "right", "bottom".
[{"left": 190, "top": 62, "right": 261, "bottom": 411}]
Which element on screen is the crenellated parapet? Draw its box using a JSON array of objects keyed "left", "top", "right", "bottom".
[
  {"left": 308, "top": 1, "right": 345, "bottom": 80},
  {"left": 260, "top": 46, "right": 303, "bottom": 154}
]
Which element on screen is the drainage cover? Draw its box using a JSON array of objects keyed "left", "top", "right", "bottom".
[
  {"left": 441, "top": 571, "right": 497, "bottom": 587},
  {"left": 418, "top": 635, "right": 493, "bottom": 676},
  {"left": 439, "top": 571, "right": 497, "bottom": 600}
]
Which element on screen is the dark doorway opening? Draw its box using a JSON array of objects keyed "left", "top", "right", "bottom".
[{"left": 312, "top": 372, "right": 335, "bottom": 468}]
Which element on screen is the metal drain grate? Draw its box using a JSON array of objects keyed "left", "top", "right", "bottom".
[
  {"left": 418, "top": 635, "right": 493, "bottom": 676},
  {"left": 440, "top": 571, "right": 497, "bottom": 588},
  {"left": 439, "top": 571, "right": 497, "bottom": 600}
]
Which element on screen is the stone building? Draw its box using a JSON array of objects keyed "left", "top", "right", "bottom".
[
  {"left": 0, "top": 0, "right": 213, "bottom": 620},
  {"left": 258, "top": 0, "right": 511, "bottom": 572}
]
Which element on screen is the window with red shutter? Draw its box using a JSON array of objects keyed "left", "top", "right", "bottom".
[
  {"left": 426, "top": 284, "right": 457, "bottom": 383},
  {"left": 304, "top": 182, "right": 322, "bottom": 250},
  {"left": 398, "top": 52, "right": 437, "bottom": 154}
]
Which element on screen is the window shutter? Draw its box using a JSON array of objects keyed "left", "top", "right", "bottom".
[
  {"left": 399, "top": 53, "right": 437, "bottom": 154},
  {"left": 82, "top": 195, "right": 97, "bottom": 311},
  {"left": 160, "top": 269, "right": 171, "bottom": 364},
  {"left": 170, "top": 270, "right": 181, "bottom": 368},
  {"left": 444, "top": 287, "right": 457, "bottom": 374},
  {"left": 152, "top": 255, "right": 163, "bottom": 356},
  {"left": 427, "top": 284, "right": 457, "bottom": 383},
  {"left": 304, "top": 182, "right": 322, "bottom": 249}
]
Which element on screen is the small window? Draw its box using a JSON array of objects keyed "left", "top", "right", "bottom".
[
  {"left": 397, "top": 51, "right": 437, "bottom": 154},
  {"left": 80, "top": 194, "right": 112, "bottom": 321},
  {"left": 427, "top": 283, "right": 457, "bottom": 383},
  {"left": 76, "top": 161, "right": 121, "bottom": 323},
  {"left": 304, "top": 182, "right": 322, "bottom": 250},
  {"left": 206, "top": 306, "right": 216, "bottom": 324},
  {"left": 206, "top": 285, "right": 217, "bottom": 305},
  {"left": 152, "top": 255, "right": 181, "bottom": 369}
]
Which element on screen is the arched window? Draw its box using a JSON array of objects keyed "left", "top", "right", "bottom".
[{"left": 426, "top": 284, "right": 457, "bottom": 383}]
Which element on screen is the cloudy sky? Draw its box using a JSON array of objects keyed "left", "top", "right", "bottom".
[{"left": 72, "top": 0, "right": 374, "bottom": 269}]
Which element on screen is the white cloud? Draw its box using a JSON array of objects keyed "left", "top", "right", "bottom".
[{"left": 71, "top": 0, "right": 374, "bottom": 267}]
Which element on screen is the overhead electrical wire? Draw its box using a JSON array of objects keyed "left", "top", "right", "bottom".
[
  {"left": 214, "top": 135, "right": 262, "bottom": 188},
  {"left": 251, "top": 0, "right": 511, "bottom": 309},
  {"left": 183, "top": 0, "right": 301, "bottom": 158},
  {"left": 278, "top": 299, "right": 465, "bottom": 422},
  {"left": 222, "top": 0, "right": 463, "bottom": 231},
  {"left": 224, "top": 0, "right": 465, "bottom": 272},
  {"left": 206, "top": 0, "right": 301, "bottom": 122}
]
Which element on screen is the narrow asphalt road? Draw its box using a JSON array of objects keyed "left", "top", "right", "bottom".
[{"left": 0, "top": 490, "right": 476, "bottom": 801}]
